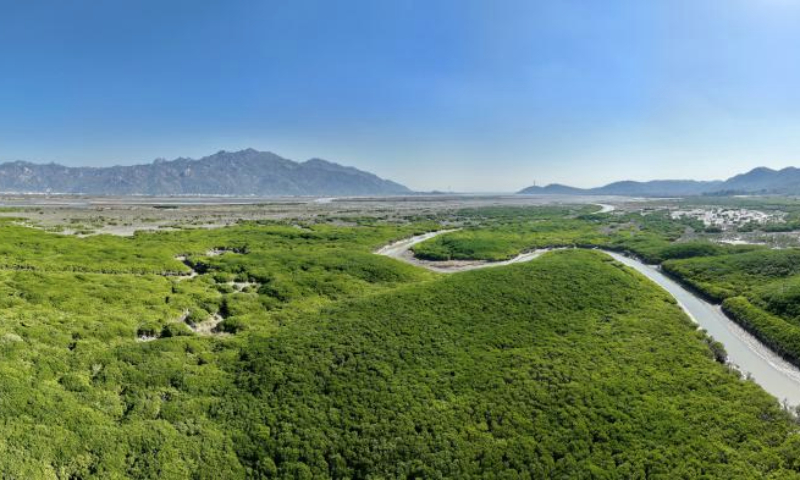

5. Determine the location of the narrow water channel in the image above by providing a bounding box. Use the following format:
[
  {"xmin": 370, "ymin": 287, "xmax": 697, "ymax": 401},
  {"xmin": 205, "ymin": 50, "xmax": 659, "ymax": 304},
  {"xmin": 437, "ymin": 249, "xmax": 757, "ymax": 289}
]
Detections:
[{"xmin": 606, "ymin": 251, "xmax": 800, "ymax": 407}]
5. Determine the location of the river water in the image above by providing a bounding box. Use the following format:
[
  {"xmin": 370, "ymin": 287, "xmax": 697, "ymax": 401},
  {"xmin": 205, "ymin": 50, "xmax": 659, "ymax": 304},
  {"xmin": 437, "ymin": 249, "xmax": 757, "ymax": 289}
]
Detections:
[
  {"xmin": 377, "ymin": 232, "xmax": 800, "ymax": 406},
  {"xmin": 606, "ymin": 251, "xmax": 800, "ymax": 406}
]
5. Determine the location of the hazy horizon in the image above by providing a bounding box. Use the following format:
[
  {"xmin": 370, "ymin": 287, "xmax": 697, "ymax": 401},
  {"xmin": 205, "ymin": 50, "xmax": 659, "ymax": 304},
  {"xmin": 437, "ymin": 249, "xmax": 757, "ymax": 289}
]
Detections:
[
  {"xmin": 0, "ymin": 146, "xmax": 783, "ymax": 194},
  {"xmin": 3, "ymin": 1, "xmax": 800, "ymax": 191}
]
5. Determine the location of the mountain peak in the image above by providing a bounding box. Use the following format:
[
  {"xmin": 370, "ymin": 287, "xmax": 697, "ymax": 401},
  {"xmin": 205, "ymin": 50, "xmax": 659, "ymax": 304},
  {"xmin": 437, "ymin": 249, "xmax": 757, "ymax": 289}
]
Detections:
[
  {"xmin": 0, "ymin": 150, "xmax": 411, "ymax": 196},
  {"xmin": 518, "ymin": 165, "xmax": 800, "ymax": 196},
  {"xmin": 303, "ymin": 158, "xmax": 336, "ymax": 166},
  {"xmin": 302, "ymin": 158, "xmax": 352, "ymax": 170},
  {"xmin": 739, "ymin": 166, "xmax": 777, "ymax": 176}
]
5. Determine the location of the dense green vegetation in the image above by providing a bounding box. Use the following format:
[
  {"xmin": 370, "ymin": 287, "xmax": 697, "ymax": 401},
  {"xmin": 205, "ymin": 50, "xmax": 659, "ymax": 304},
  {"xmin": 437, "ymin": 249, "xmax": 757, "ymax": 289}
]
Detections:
[
  {"xmin": 0, "ymin": 219, "xmax": 438, "ymax": 477},
  {"xmin": 663, "ymin": 249, "xmax": 800, "ymax": 302},
  {"xmin": 663, "ymin": 248, "xmax": 800, "ymax": 364},
  {"xmin": 223, "ymin": 250, "xmax": 800, "ymax": 478},
  {"xmin": 412, "ymin": 206, "xmax": 742, "ymax": 264},
  {"xmin": 413, "ymin": 204, "xmax": 800, "ymax": 372},
  {"xmin": 722, "ymin": 296, "xmax": 800, "ymax": 365},
  {"xmin": 1, "ymin": 211, "xmax": 800, "ymax": 477},
  {"xmin": 412, "ymin": 207, "xmax": 606, "ymax": 261},
  {"xmin": 412, "ymin": 220, "xmax": 605, "ymax": 261}
]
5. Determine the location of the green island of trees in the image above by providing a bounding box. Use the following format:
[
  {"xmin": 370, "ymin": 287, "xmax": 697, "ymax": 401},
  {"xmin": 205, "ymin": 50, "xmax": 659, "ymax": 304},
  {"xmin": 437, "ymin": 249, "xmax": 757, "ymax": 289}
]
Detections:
[{"xmin": 414, "ymin": 204, "xmax": 800, "ymax": 371}]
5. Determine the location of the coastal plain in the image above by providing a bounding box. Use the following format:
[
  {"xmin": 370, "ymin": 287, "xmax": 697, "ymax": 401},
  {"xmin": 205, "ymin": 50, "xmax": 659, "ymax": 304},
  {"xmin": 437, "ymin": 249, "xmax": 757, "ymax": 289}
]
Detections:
[{"xmin": 1, "ymin": 194, "xmax": 800, "ymax": 478}]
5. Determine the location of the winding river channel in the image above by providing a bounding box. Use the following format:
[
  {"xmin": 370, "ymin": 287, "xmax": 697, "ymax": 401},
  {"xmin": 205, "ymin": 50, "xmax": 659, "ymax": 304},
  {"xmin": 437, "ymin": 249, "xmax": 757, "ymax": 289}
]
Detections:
[{"xmin": 377, "ymin": 230, "xmax": 800, "ymax": 406}]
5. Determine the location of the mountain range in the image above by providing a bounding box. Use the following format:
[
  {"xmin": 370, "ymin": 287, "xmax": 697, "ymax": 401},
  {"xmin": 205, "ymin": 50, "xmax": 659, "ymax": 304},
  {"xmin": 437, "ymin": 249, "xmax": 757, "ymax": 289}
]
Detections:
[
  {"xmin": 4, "ymin": 151, "xmax": 798, "ymax": 198},
  {"xmin": 518, "ymin": 167, "xmax": 800, "ymax": 196},
  {"xmin": 0, "ymin": 149, "xmax": 410, "ymax": 196}
]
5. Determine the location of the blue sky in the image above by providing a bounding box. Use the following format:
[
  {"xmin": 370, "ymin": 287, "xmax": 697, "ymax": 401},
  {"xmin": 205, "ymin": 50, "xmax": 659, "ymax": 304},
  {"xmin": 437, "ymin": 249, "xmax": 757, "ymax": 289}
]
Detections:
[{"xmin": 2, "ymin": 0, "xmax": 800, "ymax": 191}]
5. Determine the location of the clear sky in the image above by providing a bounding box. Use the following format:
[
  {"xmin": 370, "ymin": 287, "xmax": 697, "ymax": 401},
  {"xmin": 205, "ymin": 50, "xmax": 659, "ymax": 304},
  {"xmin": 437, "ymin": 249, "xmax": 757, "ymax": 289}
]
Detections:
[{"xmin": 2, "ymin": 0, "xmax": 800, "ymax": 192}]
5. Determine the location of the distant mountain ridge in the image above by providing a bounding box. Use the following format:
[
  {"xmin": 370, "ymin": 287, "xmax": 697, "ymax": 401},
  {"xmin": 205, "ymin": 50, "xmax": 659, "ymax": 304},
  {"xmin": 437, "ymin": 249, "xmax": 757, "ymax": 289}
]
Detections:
[
  {"xmin": 518, "ymin": 167, "xmax": 800, "ymax": 196},
  {"xmin": 0, "ymin": 149, "xmax": 410, "ymax": 196}
]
